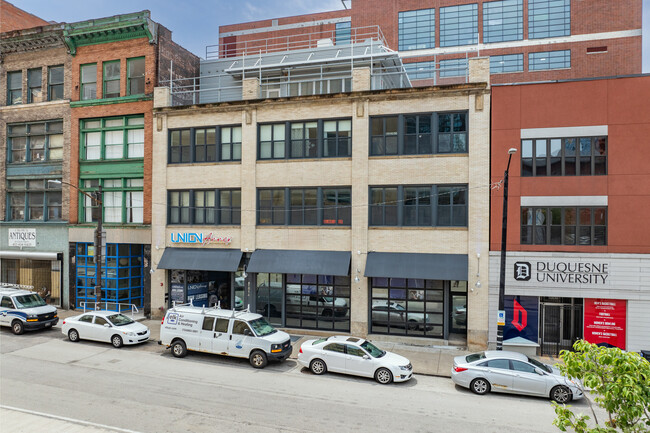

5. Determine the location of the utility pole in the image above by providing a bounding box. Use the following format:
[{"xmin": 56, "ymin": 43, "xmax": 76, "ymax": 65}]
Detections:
[
  {"xmin": 496, "ymin": 148, "xmax": 518, "ymax": 350},
  {"xmin": 93, "ymin": 185, "xmax": 103, "ymax": 310}
]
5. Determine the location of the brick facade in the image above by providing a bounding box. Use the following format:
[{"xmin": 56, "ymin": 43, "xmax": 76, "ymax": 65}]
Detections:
[
  {"xmin": 491, "ymin": 76, "xmax": 650, "ymax": 255},
  {"xmin": 151, "ymin": 59, "xmax": 492, "ymax": 348},
  {"xmin": 218, "ymin": 0, "xmax": 642, "ymax": 82},
  {"xmin": 0, "ymin": 33, "xmax": 71, "ymax": 221},
  {"xmin": 0, "ymin": 0, "xmax": 49, "ymax": 32}
]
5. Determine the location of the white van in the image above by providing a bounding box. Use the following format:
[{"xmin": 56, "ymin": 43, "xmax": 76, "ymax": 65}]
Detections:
[
  {"xmin": 0, "ymin": 286, "xmax": 58, "ymax": 335},
  {"xmin": 159, "ymin": 304, "xmax": 292, "ymax": 368}
]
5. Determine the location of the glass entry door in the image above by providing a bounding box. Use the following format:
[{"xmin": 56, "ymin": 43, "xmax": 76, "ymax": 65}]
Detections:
[
  {"xmin": 449, "ymin": 281, "xmax": 468, "ymax": 335},
  {"xmin": 255, "ymin": 273, "xmax": 283, "ymax": 326}
]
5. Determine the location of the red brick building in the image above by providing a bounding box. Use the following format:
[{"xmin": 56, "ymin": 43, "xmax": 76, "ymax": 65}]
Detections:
[
  {"xmin": 218, "ymin": 0, "xmax": 642, "ymax": 84},
  {"xmin": 0, "ymin": 0, "xmax": 49, "ymax": 32},
  {"xmin": 489, "ymin": 75, "xmax": 650, "ymax": 355},
  {"xmin": 62, "ymin": 11, "xmax": 198, "ymax": 314}
]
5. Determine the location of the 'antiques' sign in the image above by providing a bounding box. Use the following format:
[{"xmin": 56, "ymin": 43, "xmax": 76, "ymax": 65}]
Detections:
[
  {"xmin": 8, "ymin": 228, "xmax": 36, "ymax": 247},
  {"xmin": 514, "ymin": 260, "xmax": 609, "ymax": 285}
]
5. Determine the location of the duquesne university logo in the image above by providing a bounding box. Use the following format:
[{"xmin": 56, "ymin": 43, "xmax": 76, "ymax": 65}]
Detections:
[{"xmin": 514, "ymin": 262, "xmax": 532, "ymax": 281}]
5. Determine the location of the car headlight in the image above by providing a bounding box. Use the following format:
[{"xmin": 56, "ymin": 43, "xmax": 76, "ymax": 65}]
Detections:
[
  {"xmin": 271, "ymin": 343, "xmax": 283, "ymax": 353},
  {"xmin": 27, "ymin": 314, "xmax": 37, "ymax": 319},
  {"xmin": 566, "ymin": 378, "xmax": 581, "ymax": 387},
  {"xmin": 123, "ymin": 331, "xmax": 136, "ymax": 337},
  {"xmin": 400, "ymin": 363, "xmax": 412, "ymax": 371}
]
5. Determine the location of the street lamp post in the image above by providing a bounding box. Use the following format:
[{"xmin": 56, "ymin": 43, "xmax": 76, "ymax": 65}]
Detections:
[
  {"xmin": 496, "ymin": 148, "xmax": 518, "ymax": 351},
  {"xmin": 49, "ymin": 179, "xmax": 103, "ymax": 310}
]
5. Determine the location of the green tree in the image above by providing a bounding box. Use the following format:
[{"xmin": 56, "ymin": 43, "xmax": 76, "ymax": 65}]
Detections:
[{"xmin": 553, "ymin": 340, "xmax": 650, "ymax": 433}]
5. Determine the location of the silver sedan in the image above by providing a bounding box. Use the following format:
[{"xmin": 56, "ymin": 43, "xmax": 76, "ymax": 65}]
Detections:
[{"xmin": 451, "ymin": 351, "xmax": 583, "ymax": 403}]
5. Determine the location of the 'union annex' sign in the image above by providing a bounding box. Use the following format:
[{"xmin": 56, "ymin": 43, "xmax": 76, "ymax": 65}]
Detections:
[{"xmin": 170, "ymin": 232, "xmax": 232, "ymax": 246}]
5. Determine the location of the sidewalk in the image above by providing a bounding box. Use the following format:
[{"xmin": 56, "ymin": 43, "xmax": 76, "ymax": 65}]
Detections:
[
  {"xmin": 56, "ymin": 308, "xmax": 469, "ymax": 378},
  {"xmin": 0, "ymin": 406, "xmax": 141, "ymax": 433}
]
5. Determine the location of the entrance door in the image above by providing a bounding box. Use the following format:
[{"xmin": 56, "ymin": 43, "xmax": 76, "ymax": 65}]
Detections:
[
  {"xmin": 540, "ymin": 298, "xmax": 583, "ymax": 356},
  {"xmin": 449, "ymin": 293, "xmax": 468, "ymax": 334},
  {"xmin": 255, "ymin": 273, "xmax": 283, "ymax": 326}
]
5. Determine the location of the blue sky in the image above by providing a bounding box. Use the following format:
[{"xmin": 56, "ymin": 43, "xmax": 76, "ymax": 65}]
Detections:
[{"xmin": 9, "ymin": 0, "xmax": 650, "ymax": 70}]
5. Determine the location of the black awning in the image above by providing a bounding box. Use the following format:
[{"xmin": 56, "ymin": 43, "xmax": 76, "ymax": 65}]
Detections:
[
  {"xmin": 364, "ymin": 252, "xmax": 468, "ymax": 281},
  {"xmin": 246, "ymin": 249, "xmax": 351, "ymax": 276},
  {"xmin": 157, "ymin": 248, "xmax": 243, "ymax": 272}
]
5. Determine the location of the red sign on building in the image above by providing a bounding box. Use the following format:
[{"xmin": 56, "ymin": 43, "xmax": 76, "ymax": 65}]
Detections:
[{"xmin": 584, "ymin": 299, "xmax": 627, "ymax": 350}]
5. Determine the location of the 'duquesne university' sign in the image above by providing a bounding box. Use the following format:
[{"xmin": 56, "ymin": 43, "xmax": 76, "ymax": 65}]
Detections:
[
  {"xmin": 170, "ymin": 232, "xmax": 232, "ymax": 246},
  {"xmin": 514, "ymin": 260, "xmax": 609, "ymax": 285}
]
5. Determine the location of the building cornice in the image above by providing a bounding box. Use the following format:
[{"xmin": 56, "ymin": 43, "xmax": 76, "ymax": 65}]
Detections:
[
  {"xmin": 0, "ymin": 25, "xmax": 66, "ymax": 56},
  {"xmin": 154, "ymin": 82, "xmax": 489, "ymax": 116},
  {"xmin": 63, "ymin": 11, "xmax": 157, "ymax": 55},
  {"xmin": 70, "ymin": 94, "xmax": 152, "ymax": 108}
]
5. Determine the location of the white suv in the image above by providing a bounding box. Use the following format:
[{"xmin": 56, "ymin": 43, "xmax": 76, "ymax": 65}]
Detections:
[
  {"xmin": 0, "ymin": 286, "xmax": 58, "ymax": 334},
  {"xmin": 159, "ymin": 304, "xmax": 292, "ymax": 368}
]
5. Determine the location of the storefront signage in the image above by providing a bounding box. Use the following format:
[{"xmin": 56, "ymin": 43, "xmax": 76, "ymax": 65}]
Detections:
[
  {"xmin": 170, "ymin": 283, "xmax": 184, "ymax": 304},
  {"xmin": 504, "ymin": 296, "xmax": 539, "ymax": 344},
  {"xmin": 584, "ymin": 298, "xmax": 626, "ymax": 350},
  {"xmin": 514, "ymin": 260, "xmax": 609, "ymax": 285},
  {"xmin": 170, "ymin": 232, "xmax": 232, "ymax": 246},
  {"xmin": 8, "ymin": 228, "xmax": 36, "ymax": 247},
  {"xmin": 187, "ymin": 282, "xmax": 209, "ymax": 307}
]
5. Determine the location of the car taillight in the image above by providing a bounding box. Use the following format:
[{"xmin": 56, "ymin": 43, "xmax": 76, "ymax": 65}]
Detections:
[
  {"xmin": 299, "ymin": 347, "xmax": 303, "ymax": 354},
  {"xmin": 453, "ymin": 366, "xmax": 468, "ymax": 373},
  {"xmin": 161, "ymin": 317, "xmax": 165, "ymax": 325},
  {"xmin": 62, "ymin": 320, "xmax": 66, "ymax": 325}
]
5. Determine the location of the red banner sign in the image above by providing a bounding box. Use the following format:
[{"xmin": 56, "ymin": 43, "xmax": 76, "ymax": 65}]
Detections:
[{"xmin": 583, "ymin": 298, "xmax": 626, "ymax": 350}]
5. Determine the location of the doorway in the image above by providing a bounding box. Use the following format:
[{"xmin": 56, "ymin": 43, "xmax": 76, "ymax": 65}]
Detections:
[
  {"xmin": 255, "ymin": 273, "xmax": 283, "ymax": 326},
  {"xmin": 539, "ymin": 297, "xmax": 583, "ymax": 356},
  {"xmin": 449, "ymin": 281, "xmax": 468, "ymax": 336}
]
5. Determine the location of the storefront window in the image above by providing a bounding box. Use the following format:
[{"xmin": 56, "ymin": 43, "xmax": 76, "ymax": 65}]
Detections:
[
  {"xmin": 371, "ymin": 278, "xmax": 445, "ymax": 337},
  {"xmin": 285, "ymin": 274, "xmax": 350, "ymax": 331},
  {"xmin": 0, "ymin": 258, "xmax": 61, "ymax": 306},
  {"xmin": 75, "ymin": 242, "xmax": 144, "ymax": 310}
]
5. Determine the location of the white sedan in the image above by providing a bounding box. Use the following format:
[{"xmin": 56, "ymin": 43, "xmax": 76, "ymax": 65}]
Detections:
[
  {"xmin": 298, "ymin": 336, "xmax": 413, "ymax": 384},
  {"xmin": 62, "ymin": 311, "xmax": 150, "ymax": 348}
]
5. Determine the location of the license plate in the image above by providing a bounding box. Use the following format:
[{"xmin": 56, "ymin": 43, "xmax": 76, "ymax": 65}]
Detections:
[{"xmin": 45, "ymin": 323, "xmax": 51, "ymax": 327}]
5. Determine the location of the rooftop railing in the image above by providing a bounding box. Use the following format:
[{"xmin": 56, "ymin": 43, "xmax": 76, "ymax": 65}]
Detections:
[{"xmin": 206, "ymin": 25, "xmax": 388, "ymax": 59}]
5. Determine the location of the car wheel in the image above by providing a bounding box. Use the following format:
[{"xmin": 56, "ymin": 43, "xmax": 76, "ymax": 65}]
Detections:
[
  {"xmin": 310, "ymin": 358, "xmax": 327, "ymax": 375},
  {"xmin": 551, "ymin": 385, "xmax": 572, "ymax": 403},
  {"xmin": 470, "ymin": 378, "xmax": 490, "ymax": 395},
  {"xmin": 68, "ymin": 329, "xmax": 80, "ymax": 342},
  {"xmin": 171, "ymin": 340, "xmax": 187, "ymax": 358},
  {"xmin": 407, "ymin": 320, "xmax": 419, "ymax": 330},
  {"xmin": 321, "ymin": 309, "xmax": 333, "ymax": 317},
  {"xmin": 111, "ymin": 335, "xmax": 123, "ymax": 348},
  {"xmin": 11, "ymin": 320, "xmax": 24, "ymax": 335},
  {"xmin": 249, "ymin": 350, "xmax": 268, "ymax": 369},
  {"xmin": 375, "ymin": 367, "xmax": 393, "ymax": 384}
]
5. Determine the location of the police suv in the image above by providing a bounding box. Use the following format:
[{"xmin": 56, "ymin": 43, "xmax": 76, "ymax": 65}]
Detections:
[
  {"xmin": 159, "ymin": 304, "xmax": 292, "ymax": 369},
  {"xmin": 0, "ymin": 285, "xmax": 58, "ymax": 335}
]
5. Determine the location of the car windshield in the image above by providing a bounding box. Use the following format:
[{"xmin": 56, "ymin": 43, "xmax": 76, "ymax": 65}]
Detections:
[
  {"xmin": 313, "ymin": 338, "xmax": 328, "ymax": 345},
  {"xmin": 466, "ymin": 352, "xmax": 486, "ymax": 363},
  {"xmin": 527, "ymin": 356, "xmax": 552, "ymax": 373},
  {"xmin": 13, "ymin": 294, "xmax": 46, "ymax": 309},
  {"xmin": 360, "ymin": 340, "xmax": 386, "ymax": 358},
  {"xmin": 248, "ymin": 317, "xmax": 277, "ymax": 337},
  {"xmin": 107, "ymin": 314, "xmax": 134, "ymax": 326}
]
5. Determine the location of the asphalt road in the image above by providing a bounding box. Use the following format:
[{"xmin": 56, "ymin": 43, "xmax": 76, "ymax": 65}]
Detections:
[{"xmin": 0, "ymin": 327, "xmax": 581, "ymax": 433}]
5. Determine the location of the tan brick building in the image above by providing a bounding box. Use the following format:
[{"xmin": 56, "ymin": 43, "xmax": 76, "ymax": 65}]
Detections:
[{"xmin": 152, "ymin": 44, "xmax": 491, "ymax": 348}]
